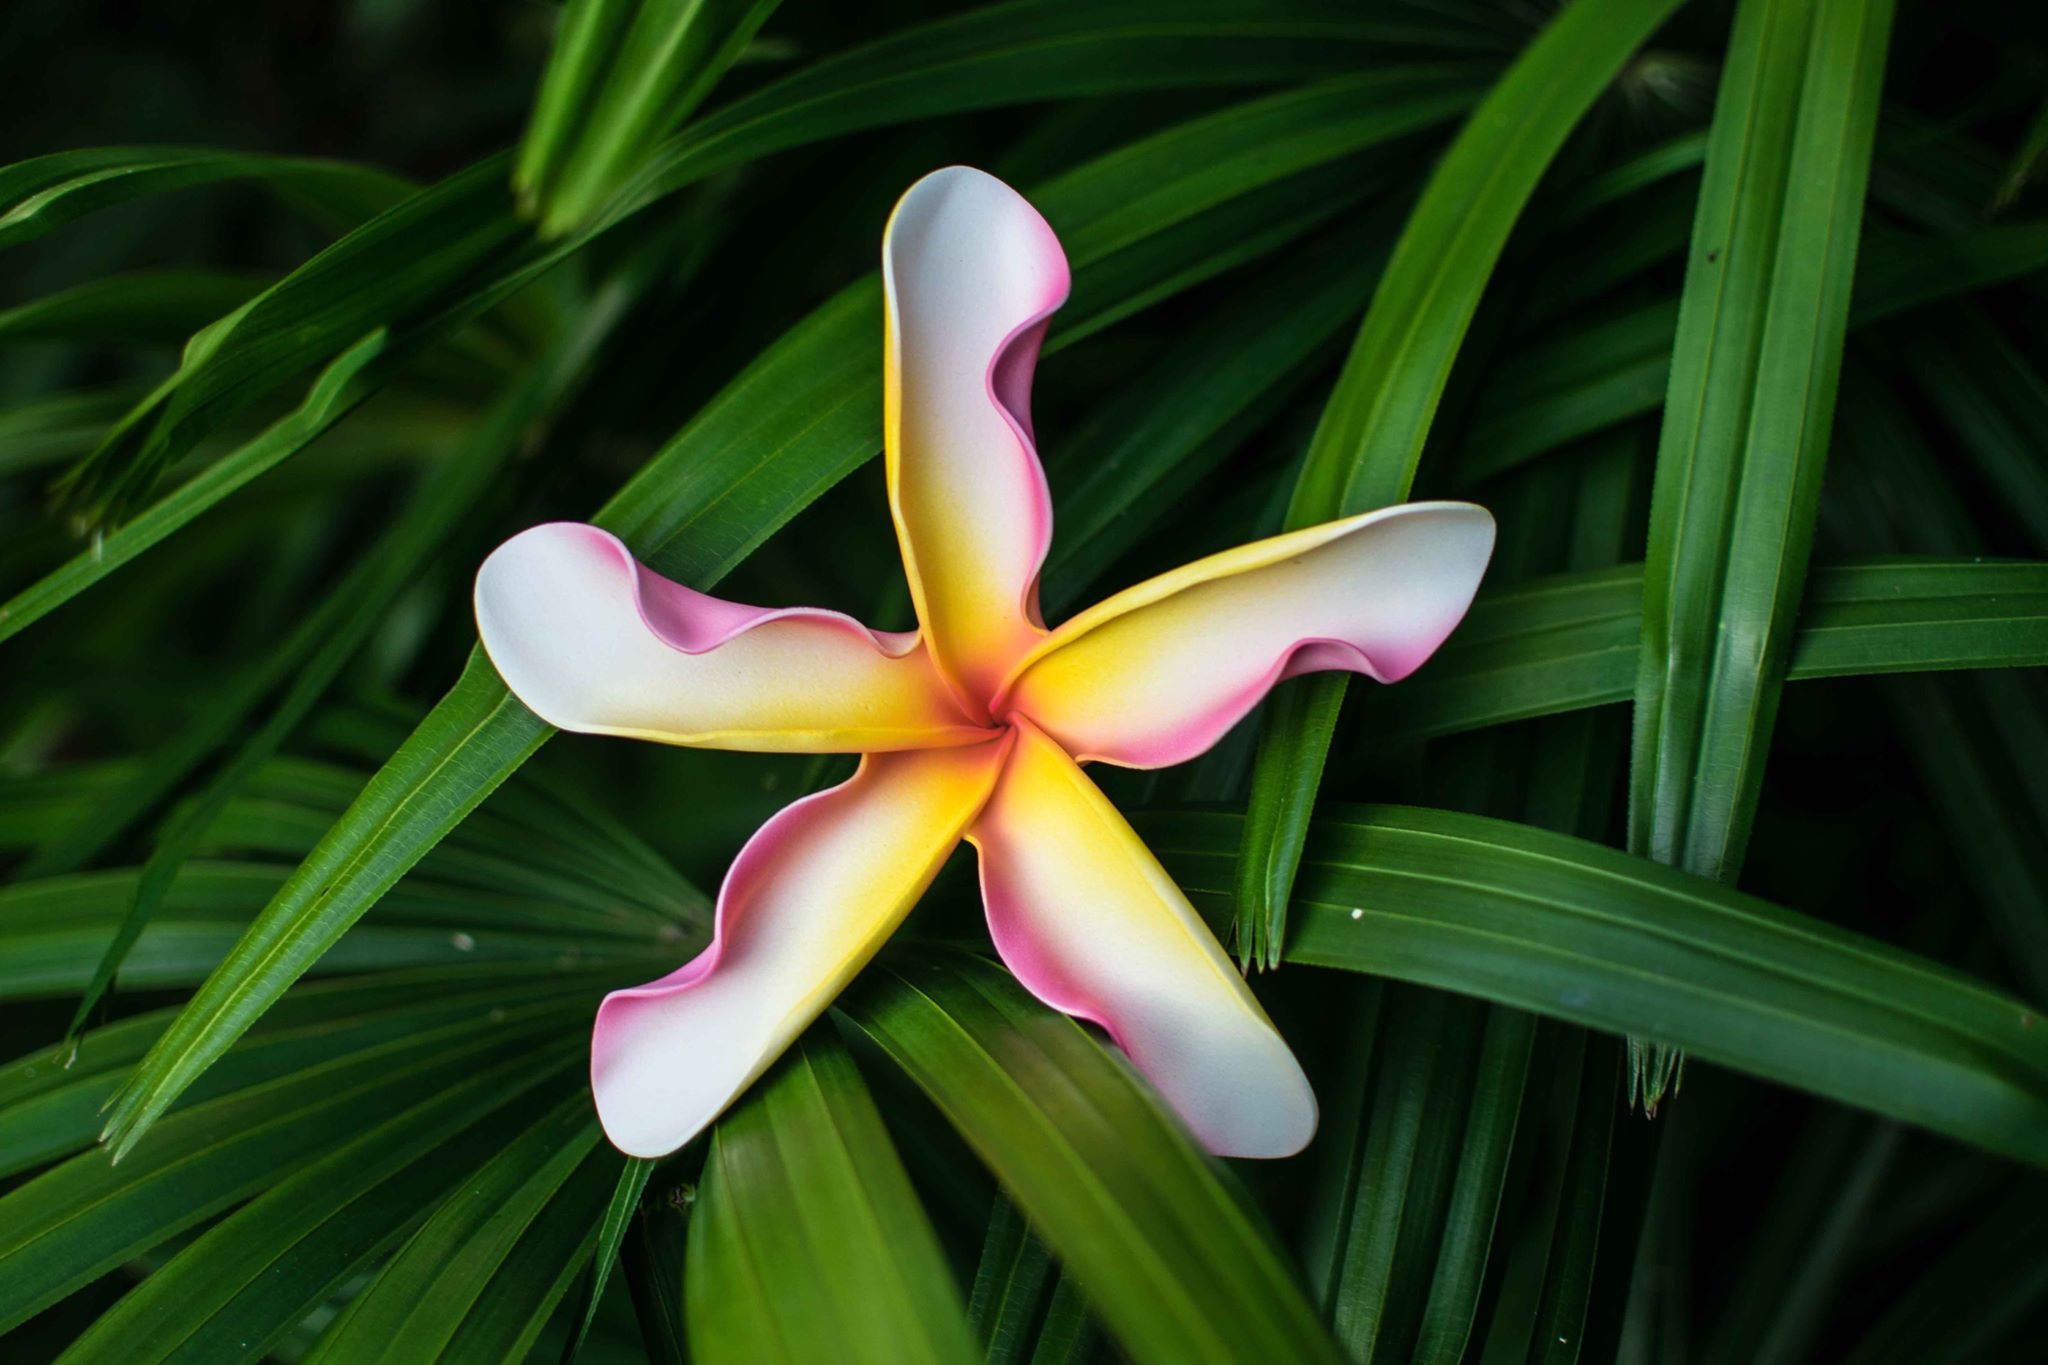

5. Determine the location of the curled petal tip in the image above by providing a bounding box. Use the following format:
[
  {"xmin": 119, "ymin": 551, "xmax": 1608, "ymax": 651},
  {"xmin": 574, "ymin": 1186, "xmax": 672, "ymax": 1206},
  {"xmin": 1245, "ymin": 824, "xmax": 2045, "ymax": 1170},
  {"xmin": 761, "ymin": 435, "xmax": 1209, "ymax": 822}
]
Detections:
[
  {"xmin": 884, "ymin": 166, "xmax": 1069, "ymax": 705},
  {"xmin": 474, "ymin": 522, "xmax": 978, "ymax": 752},
  {"xmin": 1197, "ymin": 1047, "xmax": 1319, "ymax": 1160},
  {"xmin": 591, "ymin": 741, "xmax": 1010, "ymax": 1158},
  {"xmin": 1000, "ymin": 501, "xmax": 1498, "ymax": 767}
]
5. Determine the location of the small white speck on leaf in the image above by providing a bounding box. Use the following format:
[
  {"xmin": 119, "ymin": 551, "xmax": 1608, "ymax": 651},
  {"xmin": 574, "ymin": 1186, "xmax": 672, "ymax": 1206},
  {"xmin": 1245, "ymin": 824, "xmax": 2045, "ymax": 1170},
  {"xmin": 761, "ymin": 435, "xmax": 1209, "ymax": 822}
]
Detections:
[
  {"xmin": 450, "ymin": 932, "xmax": 476, "ymax": 951},
  {"xmin": 1350, "ymin": 907, "xmax": 1365, "ymax": 921}
]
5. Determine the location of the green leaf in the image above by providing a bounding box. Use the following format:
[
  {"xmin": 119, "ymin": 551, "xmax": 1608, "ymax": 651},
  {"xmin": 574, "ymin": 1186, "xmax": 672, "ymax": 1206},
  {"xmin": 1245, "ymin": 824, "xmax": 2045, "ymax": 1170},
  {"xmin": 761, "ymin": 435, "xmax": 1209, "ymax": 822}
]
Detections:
[
  {"xmin": 1315, "ymin": 985, "xmax": 1491, "ymax": 1359},
  {"xmin": 0, "ymin": 329, "xmax": 395, "ymax": 645},
  {"xmin": 302, "ymin": 1094, "xmax": 603, "ymax": 1363},
  {"xmin": 1026, "ymin": 1272, "xmax": 1098, "ymax": 1365},
  {"xmin": 1411, "ymin": 1006, "xmax": 1541, "ymax": 1364},
  {"xmin": 967, "ymin": 1194, "xmax": 1053, "ymax": 1365},
  {"xmin": 46, "ymin": 2, "xmax": 1466, "ymax": 535},
  {"xmin": 434, "ymin": 1142, "xmax": 625, "ymax": 1365},
  {"xmin": 1838, "ymin": 1186, "xmax": 2048, "ymax": 1364},
  {"xmin": 1993, "ymin": 95, "xmax": 2048, "ymax": 211},
  {"xmin": 98, "ymin": 69, "xmax": 1481, "ymax": 1157},
  {"xmin": 612, "ymin": 0, "xmax": 1493, "ymax": 216},
  {"xmin": 1456, "ymin": 218, "xmax": 2048, "ymax": 492},
  {"xmin": 0, "ymin": 861, "xmax": 659, "ymax": 1000},
  {"xmin": 1237, "ymin": 0, "xmax": 1683, "ymax": 963},
  {"xmin": 0, "ymin": 966, "xmax": 608, "ymax": 1179},
  {"xmin": 0, "ymin": 387, "xmax": 142, "ymax": 477},
  {"xmin": 1850, "ymin": 221, "xmax": 2048, "ymax": 325},
  {"xmin": 1630, "ymin": 0, "xmax": 1894, "ymax": 886},
  {"xmin": 1457, "ymin": 301, "xmax": 1675, "ymax": 492},
  {"xmin": 1826, "ymin": 372, "xmax": 2048, "ymax": 1006},
  {"xmin": 515, "ymin": 0, "xmax": 640, "ymax": 212},
  {"xmin": 1146, "ymin": 804, "xmax": 2048, "ymax": 1167},
  {"xmin": 1470, "ymin": 1032, "xmax": 1620, "ymax": 1365},
  {"xmin": 562, "ymin": 1156, "xmax": 657, "ymax": 1365},
  {"xmin": 52, "ymin": 1062, "xmax": 584, "ymax": 1365},
  {"xmin": 93, "ymin": 663, "xmax": 552, "ymax": 1155},
  {"xmin": 1701, "ymin": 1109, "xmax": 1899, "ymax": 1365},
  {"xmin": 0, "ymin": 147, "xmax": 410, "ymax": 250},
  {"xmin": 55, "ymin": 155, "xmax": 533, "ymax": 526},
  {"xmin": 0, "ymin": 1013, "xmax": 582, "ymax": 1333},
  {"xmin": 687, "ymin": 1030, "xmax": 976, "ymax": 1365},
  {"xmin": 518, "ymin": 0, "xmax": 786, "ymax": 236},
  {"xmin": 621, "ymin": 1180, "xmax": 692, "ymax": 1365},
  {"xmin": 1896, "ymin": 304, "xmax": 2048, "ymax": 552},
  {"xmin": 840, "ymin": 952, "xmax": 1343, "ymax": 1365},
  {"xmin": 54, "ymin": 282, "xmax": 635, "ymax": 1035},
  {"xmin": 1366, "ymin": 557, "xmax": 2048, "ymax": 745},
  {"xmin": 1307, "ymin": 448, "xmax": 1630, "ymax": 1365},
  {"xmin": 1514, "ymin": 1038, "xmax": 1619, "ymax": 1365},
  {"xmin": 0, "ymin": 269, "xmax": 269, "ymax": 348}
]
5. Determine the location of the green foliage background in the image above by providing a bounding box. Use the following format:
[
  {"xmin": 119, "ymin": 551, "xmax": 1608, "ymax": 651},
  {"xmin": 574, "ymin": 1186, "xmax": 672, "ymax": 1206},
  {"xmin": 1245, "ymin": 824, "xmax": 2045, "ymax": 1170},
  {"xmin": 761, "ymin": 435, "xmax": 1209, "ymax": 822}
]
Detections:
[{"xmin": 2, "ymin": 0, "xmax": 2047, "ymax": 1360}]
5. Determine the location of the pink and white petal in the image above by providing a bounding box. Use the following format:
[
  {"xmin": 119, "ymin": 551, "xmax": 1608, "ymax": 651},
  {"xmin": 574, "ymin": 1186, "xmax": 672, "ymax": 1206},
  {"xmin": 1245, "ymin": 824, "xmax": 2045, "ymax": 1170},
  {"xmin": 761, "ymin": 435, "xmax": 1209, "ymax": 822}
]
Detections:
[
  {"xmin": 996, "ymin": 502, "xmax": 1495, "ymax": 768},
  {"xmin": 592, "ymin": 738, "xmax": 1011, "ymax": 1157},
  {"xmin": 884, "ymin": 166, "xmax": 1070, "ymax": 711},
  {"xmin": 476, "ymin": 523, "xmax": 987, "ymax": 752},
  {"xmin": 967, "ymin": 719, "xmax": 1316, "ymax": 1158}
]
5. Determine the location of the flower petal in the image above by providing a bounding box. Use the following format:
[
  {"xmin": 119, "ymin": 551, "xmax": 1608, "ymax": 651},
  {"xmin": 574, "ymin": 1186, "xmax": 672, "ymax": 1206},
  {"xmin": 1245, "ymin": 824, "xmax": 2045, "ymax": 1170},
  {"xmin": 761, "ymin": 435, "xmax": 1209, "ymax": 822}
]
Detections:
[
  {"xmin": 996, "ymin": 502, "xmax": 1495, "ymax": 767},
  {"xmin": 967, "ymin": 719, "xmax": 1316, "ymax": 1158},
  {"xmin": 884, "ymin": 166, "xmax": 1071, "ymax": 712},
  {"xmin": 476, "ymin": 522, "xmax": 988, "ymax": 751},
  {"xmin": 592, "ymin": 738, "xmax": 1011, "ymax": 1157}
]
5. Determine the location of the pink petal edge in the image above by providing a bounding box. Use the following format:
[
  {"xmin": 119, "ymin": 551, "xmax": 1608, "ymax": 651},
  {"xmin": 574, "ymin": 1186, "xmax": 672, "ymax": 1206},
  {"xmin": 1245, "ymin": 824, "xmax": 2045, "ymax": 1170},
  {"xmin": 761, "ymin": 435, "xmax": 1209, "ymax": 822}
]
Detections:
[
  {"xmin": 883, "ymin": 166, "xmax": 1072, "ymax": 711},
  {"xmin": 591, "ymin": 735, "xmax": 1013, "ymax": 1157}
]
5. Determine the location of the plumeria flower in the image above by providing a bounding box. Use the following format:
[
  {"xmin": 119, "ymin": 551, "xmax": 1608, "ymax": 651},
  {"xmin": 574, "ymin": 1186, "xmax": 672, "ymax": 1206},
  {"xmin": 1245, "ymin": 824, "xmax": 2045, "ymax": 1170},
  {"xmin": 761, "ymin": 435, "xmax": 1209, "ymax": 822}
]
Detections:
[{"xmin": 475, "ymin": 167, "xmax": 1495, "ymax": 1160}]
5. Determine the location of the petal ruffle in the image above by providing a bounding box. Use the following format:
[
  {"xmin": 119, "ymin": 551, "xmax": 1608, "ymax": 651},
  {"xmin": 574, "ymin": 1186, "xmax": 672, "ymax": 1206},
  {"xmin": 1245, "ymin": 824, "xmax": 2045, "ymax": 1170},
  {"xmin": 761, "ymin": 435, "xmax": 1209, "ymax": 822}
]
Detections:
[
  {"xmin": 995, "ymin": 502, "xmax": 1495, "ymax": 767},
  {"xmin": 476, "ymin": 522, "xmax": 989, "ymax": 751},
  {"xmin": 592, "ymin": 737, "xmax": 1011, "ymax": 1157},
  {"xmin": 884, "ymin": 166, "xmax": 1070, "ymax": 713},
  {"xmin": 967, "ymin": 718, "xmax": 1316, "ymax": 1158}
]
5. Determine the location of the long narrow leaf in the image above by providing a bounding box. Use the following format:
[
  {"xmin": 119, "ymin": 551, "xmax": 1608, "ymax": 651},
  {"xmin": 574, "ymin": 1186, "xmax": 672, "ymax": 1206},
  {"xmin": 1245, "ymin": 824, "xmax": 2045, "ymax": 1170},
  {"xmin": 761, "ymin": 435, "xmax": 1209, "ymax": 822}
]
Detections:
[
  {"xmin": 1147, "ymin": 805, "xmax": 2048, "ymax": 1167},
  {"xmin": 686, "ymin": 1031, "xmax": 976, "ymax": 1364},
  {"xmin": 1235, "ymin": 0, "xmax": 1683, "ymax": 962},
  {"xmin": 840, "ymin": 953, "xmax": 1344, "ymax": 1365}
]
